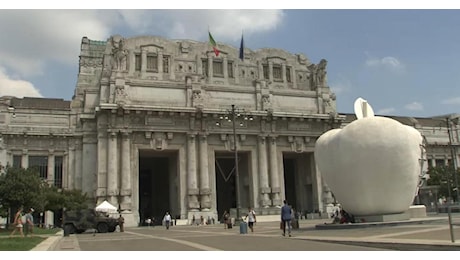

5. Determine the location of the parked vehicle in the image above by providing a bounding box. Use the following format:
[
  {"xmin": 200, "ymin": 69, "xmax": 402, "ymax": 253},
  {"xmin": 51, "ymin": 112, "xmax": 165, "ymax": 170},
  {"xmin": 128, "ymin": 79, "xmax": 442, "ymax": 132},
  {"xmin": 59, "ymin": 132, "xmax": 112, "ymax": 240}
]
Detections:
[{"xmin": 63, "ymin": 209, "xmax": 119, "ymax": 234}]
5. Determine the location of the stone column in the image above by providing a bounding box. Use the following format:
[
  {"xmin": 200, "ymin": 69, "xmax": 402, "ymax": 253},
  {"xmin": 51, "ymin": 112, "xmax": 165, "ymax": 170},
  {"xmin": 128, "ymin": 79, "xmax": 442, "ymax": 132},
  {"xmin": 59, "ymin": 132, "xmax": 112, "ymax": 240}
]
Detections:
[
  {"xmin": 141, "ymin": 49, "xmax": 147, "ymax": 77},
  {"xmin": 74, "ymin": 141, "xmax": 83, "ymax": 190},
  {"xmin": 21, "ymin": 149, "xmax": 28, "ymax": 169},
  {"xmin": 268, "ymin": 61, "xmax": 273, "ymax": 83},
  {"xmin": 258, "ymin": 136, "xmax": 271, "ymax": 207},
  {"xmin": 199, "ymin": 134, "xmax": 211, "ymax": 210},
  {"xmin": 121, "ymin": 131, "xmax": 132, "ymax": 211},
  {"xmin": 47, "ymin": 151, "xmax": 55, "ymax": 186},
  {"xmin": 223, "ymin": 57, "xmax": 228, "ymax": 79},
  {"xmin": 269, "ymin": 136, "xmax": 281, "ymax": 206},
  {"xmin": 282, "ymin": 63, "xmax": 287, "ymax": 83},
  {"xmin": 107, "ymin": 131, "xmax": 118, "ymax": 206},
  {"xmin": 207, "ymin": 53, "xmax": 213, "ymax": 83},
  {"xmin": 67, "ymin": 146, "xmax": 75, "ymax": 190},
  {"xmin": 158, "ymin": 51, "xmax": 163, "ymax": 77},
  {"xmin": 96, "ymin": 132, "xmax": 108, "ymax": 204},
  {"xmin": 187, "ymin": 134, "xmax": 200, "ymax": 210}
]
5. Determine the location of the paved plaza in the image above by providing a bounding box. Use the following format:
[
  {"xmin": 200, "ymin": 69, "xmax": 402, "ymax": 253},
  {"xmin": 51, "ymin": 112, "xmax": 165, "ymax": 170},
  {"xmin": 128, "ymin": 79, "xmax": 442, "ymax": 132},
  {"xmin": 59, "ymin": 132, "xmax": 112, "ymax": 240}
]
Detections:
[{"xmin": 33, "ymin": 215, "xmax": 460, "ymax": 251}]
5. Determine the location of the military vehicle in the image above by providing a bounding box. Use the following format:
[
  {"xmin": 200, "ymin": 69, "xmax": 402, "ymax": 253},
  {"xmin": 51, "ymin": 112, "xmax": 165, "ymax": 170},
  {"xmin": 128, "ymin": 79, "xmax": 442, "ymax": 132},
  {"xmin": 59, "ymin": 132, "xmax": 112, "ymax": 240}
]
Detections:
[{"xmin": 63, "ymin": 209, "xmax": 119, "ymax": 234}]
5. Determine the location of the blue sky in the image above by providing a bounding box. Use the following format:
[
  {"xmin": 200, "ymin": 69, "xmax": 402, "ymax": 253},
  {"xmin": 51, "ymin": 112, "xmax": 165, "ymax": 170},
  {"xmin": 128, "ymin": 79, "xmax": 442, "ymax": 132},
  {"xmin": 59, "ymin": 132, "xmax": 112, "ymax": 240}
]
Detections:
[{"xmin": 1, "ymin": 3, "xmax": 460, "ymax": 118}]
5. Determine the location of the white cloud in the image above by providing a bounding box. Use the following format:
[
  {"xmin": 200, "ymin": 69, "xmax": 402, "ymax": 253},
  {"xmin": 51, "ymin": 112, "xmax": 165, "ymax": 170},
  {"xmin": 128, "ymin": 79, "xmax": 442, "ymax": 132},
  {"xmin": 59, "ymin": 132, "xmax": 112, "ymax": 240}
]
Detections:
[
  {"xmin": 404, "ymin": 102, "xmax": 423, "ymax": 111},
  {"xmin": 365, "ymin": 55, "xmax": 405, "ymax": 72},
  {"xmin": 0, "ymin": 67, "xmax": 42, "ymax": 98},
  {"xmin": 376, "ymin": 107, "xmax": 396, "ymax": 115},
  {"xmin": 441, "ymin": 97, "xmax": 460, "ymax": 105},
  {"xmin": 0, "ymin": 10, "xmax": 112, "ymax": 77},
  {"xmin": 0, "ymin": 10, "xmax": 284, "ymax": 79},
  {"xmin": 119, "ymin": 10, "xmax": 284, "ymax": 41}
]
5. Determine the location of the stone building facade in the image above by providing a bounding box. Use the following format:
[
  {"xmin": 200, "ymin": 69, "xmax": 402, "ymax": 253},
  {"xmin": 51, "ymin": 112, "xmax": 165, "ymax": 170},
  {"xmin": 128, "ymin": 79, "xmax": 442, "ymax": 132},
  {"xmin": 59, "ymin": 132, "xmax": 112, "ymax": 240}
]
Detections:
[
  {"xmin": 0, "ymin": 35, "xmax": 457, "ymax": 227},
  {"xmin": 0, "ymin": 35, "xmax": 342, "ymax": 227}
]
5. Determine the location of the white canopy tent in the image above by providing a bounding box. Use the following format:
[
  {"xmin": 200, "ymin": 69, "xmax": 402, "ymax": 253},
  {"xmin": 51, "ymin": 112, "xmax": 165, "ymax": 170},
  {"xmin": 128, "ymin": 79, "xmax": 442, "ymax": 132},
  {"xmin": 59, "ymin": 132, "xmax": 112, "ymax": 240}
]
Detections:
[{"xmin": 95, "ymin": 200, "xmax": 118, "ymax": 214}]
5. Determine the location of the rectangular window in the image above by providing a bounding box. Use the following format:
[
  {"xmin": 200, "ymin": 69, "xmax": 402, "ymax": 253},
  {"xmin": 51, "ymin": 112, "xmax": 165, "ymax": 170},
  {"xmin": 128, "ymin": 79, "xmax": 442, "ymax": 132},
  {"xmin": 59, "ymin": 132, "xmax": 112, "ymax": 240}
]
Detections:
[
  {"xmin": 135, "ymin": 54, "xmax": 141, "ymax": 71},
  {"xmin": 227, "ymin": 61, "xmax": 233, "ymax": 78},
  {"xmin": 54, "ymin": 156, "xmax": 63, "ymax": 188},
  {"xmin": 146, "ymin": 54, "xmax": 158, "ymax": 72},
  {"xmin": 163, "ymin": 55, "xmax": 169, "ymax": 73},
  {"xmin": 202, "ymin": 59, "xmax": 208, "ymax": 76},
  {"xmin": 273, "ymin": 64, "xmax": 282, "ymax": 81},
  {"xmin": 13, "ymin": 155, "xmax": 22, "ymax": 168},
  {"xmin": 286, "ymin": 67, "xmax": 291, "ymax": 83},
  {"xmin": 213, "ymin": 60, "xmax": 223, "ymax": 77},
  {"xmin": 29, "ymin": 156, "xmax": 48, "ymax": 180},
  {"xmin": 435, "ymin": 159, "xmax": 446, "ymax": 167},
  {"xmin": 263, "ymin": 64, "xmax": 269, "ymax": 79}
]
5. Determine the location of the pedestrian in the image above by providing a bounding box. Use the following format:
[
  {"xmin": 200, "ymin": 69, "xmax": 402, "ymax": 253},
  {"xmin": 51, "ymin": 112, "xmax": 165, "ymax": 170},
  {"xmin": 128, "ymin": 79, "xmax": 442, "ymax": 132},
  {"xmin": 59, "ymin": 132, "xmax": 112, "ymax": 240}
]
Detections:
[
  {"xmin": 281, "ymin": 200, "xmax": 292, "ymax": 237},
  {"xmin": 222, "ymin": 210, "xmax": 229, "ymax": 229},
  {"xmin": 118, "ymin": 214, "xmax": 125, "ymax": 232},
  {"xmin": 245, "ymin": 207, "xmax": 256, "ymax": 232},
  {"xmin": 163, "ymin": 212, "xmax": 171, "ymax": 230},
  {"xmin": 146, "ymin": 217, "xmax": 152, "ymax": 227},
  {"xmin": 191, "ymin": 214, "xmax": 195, "ymax": 225},
  {"xmin": 24, "ymin": 208, "xmax": 34, "ymax": 237},
  {"xmin": 10, "ymin": 207, "xmax": 24, "ymax": 238}
]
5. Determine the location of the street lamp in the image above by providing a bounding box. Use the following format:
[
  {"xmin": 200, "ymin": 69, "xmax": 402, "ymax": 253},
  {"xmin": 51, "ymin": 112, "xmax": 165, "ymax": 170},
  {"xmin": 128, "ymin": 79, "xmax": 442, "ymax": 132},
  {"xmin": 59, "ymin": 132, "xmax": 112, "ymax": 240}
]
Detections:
[
  {"xmin": 446, "ymin": 116, "xmax": 460, "ymax": 203},
  {"xmin": 216, "ymin": 104, "xmax": 253, "ymax": 222}
]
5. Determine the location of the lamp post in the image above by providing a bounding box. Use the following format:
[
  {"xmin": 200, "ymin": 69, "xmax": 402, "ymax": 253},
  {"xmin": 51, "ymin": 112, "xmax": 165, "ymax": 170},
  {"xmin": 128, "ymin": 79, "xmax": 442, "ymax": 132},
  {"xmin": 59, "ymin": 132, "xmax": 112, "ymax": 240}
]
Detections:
[
  {"xmin": 216, "ymin": 105, "xmax": 253, "ymax": 222},
  {"xmin": 231, "ymin": 105, "xmax": 241, "ymax": 222},
  {"xmin": 446, "ymin": 116, "xmax": 460, "ymax": 203}
]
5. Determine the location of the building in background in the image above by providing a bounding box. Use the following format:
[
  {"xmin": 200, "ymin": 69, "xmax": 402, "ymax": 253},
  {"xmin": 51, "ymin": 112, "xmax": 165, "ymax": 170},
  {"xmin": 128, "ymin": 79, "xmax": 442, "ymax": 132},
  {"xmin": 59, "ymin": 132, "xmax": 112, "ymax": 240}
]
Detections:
[{"xmin": 0, "ymin": 35, "xmax": 457, "ymax": 226}]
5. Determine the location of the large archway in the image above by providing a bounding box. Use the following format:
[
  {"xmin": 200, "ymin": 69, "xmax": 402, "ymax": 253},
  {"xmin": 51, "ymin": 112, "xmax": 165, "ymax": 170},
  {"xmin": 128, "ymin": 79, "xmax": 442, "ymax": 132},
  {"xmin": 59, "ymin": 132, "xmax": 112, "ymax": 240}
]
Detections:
[{"xmin": 138, "ymin": 150, "xmax": 178, "ymax": 225}]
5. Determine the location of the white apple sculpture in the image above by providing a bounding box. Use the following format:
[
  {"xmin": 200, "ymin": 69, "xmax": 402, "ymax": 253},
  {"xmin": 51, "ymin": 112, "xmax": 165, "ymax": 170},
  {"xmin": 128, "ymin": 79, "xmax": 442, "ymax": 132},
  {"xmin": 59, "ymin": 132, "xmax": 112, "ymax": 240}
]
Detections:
[{"xmin": 315, "ymin": 98, "xmax": 423, "ymax": 216}]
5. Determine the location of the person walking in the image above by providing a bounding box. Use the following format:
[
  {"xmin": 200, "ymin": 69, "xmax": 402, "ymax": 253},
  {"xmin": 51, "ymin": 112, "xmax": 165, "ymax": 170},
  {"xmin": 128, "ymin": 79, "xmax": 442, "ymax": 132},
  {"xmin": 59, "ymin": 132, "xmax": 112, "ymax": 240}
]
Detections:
[
  {"xmin": 281, "ymin": 200, "xmax": 292, "ymax": 237},
  {"xmin": 10, "ymin": 207, "xmax": 24, "ymax": 238},
  {"xmin": 245, "ymin": 207, "xmax": 256, "ymax": 233},
  {"xmin": 24, "ymin": 208, "xmax": 34, "ymax": 237},
  {"xmin": 118, "ymin": 214, "xmax": 125, "ymax": 232},
  {"xmin": 163, "ymin": 212, "xmax": 171, "ymax": 230},
  {"xmin": 222, "ymin": 210, "xmax": 230, "ymax": 229}
]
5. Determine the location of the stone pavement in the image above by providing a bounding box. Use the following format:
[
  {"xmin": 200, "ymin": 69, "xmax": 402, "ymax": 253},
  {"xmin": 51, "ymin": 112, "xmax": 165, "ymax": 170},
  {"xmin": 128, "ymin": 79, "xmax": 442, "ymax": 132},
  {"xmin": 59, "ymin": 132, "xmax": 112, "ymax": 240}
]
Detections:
[{"xmin": 33, "ymin": 215, "xmax": 460, "ymax": 251}]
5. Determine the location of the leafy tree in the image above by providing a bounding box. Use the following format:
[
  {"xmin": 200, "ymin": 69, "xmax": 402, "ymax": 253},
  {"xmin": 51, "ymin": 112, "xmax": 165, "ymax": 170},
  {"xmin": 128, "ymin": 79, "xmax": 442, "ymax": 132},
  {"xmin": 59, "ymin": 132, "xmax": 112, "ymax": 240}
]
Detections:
[
  {"xmin": 426, "ymin": 165, "xmax": 460, "ymax": 201},
  {"xmin": 44, "ymin": 186, "xmax": 88, "ymax": 212},
  {"xmin": 0, "ymin": 166, "xmax": 47, "ymax": 213}
]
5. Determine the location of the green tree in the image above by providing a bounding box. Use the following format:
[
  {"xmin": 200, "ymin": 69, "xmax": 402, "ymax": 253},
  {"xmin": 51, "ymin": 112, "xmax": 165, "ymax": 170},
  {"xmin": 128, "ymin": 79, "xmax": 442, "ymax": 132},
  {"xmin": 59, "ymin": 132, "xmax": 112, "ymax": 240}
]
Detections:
[
  {"xmin": 426, "ymin": 165, "xmax": 460, "ymax": 201},
  {"xmin": 0, "ymin": 166, "xmax": 47, "ymax": 213},
  {"xmin": 44, "ymin": 186, "xmax": 88, "ymax": 213}
]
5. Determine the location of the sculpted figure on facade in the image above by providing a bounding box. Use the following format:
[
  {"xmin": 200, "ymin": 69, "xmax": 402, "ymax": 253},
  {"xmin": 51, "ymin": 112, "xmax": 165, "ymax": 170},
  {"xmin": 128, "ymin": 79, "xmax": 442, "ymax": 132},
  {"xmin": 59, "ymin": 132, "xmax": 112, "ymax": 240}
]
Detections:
[
  {"xmin": 111, "ymin": 35, "xmax": 128, "ymax": 71},
  {"xmin": 114, "ymin": 85, "xmax": 128, "ymax": 105},
  {"xmin": 316, "ymin": 59, "xmax": 328, "ymax": 86}
]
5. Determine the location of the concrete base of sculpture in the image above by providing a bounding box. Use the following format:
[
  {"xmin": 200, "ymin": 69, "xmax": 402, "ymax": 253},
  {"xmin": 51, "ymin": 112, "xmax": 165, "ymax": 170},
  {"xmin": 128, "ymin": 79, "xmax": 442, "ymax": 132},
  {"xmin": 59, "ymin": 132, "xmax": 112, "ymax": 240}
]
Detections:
[
  {"xmin": 356, "ymin": 212, "xmax": 410, "ymax": 223},
  {"xmin": 408, "ymin": 205, "xmax": 427, "ymax": 218}
]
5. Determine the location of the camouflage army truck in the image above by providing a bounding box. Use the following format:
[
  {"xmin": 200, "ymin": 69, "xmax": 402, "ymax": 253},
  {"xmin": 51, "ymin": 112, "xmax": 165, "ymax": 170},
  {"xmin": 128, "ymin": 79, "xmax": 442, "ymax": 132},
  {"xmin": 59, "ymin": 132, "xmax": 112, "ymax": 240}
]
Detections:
[{"xmin": 63, "ymin": 209, "xmax": 119, "ymax": 234}]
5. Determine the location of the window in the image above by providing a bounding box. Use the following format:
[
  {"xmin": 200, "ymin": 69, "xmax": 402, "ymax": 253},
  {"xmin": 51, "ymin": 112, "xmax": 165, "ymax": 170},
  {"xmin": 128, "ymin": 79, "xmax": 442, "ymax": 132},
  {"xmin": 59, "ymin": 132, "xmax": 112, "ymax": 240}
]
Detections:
[
  {"xmin": 202, "ymin": 59, "xmax": 208, "ymax": 76},
  {"xmin": 213, "ymin": 60, "xmax": 224, "ymax": 77},
  {"xmin": 435, "ymin": 159, "xmax": 446, "ymax": 167},
  {"xmin": 135, "ymin": 54, "xmax": 141, "ymax": 71},
  {"xmin": 29, "ymin": 156, "xmax": 48, "ymax": 180},
  {"xmin": 13, "ymin": 155, "xmax": 22, "ymax": 168},
  {"xmin": 146, "ymin": 54, "xmax": 158, "ymax": 72},
  {"xmin": 54, "ymin": 156, "xmax": 63, "ymax": 188},
  {"xmin": 286, "ymin": 67, "xmax": 291, "ymax": 83},
  {"xmin": 163, "ymin": 56, "xmax": 169, "ymax": 73},
  {"xmin": 273, "ymin": 64, "xmax": 282, "ymax": 81},
  {"xmin": 263, "ymin": 64, "xmax": 269, "ymax": 79},
  {"xmin": 227, "ymin": 61, "xmax": 233, "ymax": 78}
]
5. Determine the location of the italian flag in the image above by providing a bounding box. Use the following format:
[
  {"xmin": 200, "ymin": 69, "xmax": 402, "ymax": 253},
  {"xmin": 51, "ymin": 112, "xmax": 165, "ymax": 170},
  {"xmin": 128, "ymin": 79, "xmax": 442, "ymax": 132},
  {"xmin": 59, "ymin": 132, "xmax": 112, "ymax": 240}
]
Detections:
[{"xmin": 208, "ymin": 31, "xmax": 220, "ymax": 57}]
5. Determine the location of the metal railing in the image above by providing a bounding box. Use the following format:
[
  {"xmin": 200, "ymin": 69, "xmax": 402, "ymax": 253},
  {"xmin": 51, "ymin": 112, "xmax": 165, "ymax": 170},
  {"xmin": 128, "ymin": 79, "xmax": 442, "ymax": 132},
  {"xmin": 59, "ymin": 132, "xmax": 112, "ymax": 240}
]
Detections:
[{"xmin": 448, "ymin": 205, "xmax": 460, "ymax": 242}]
